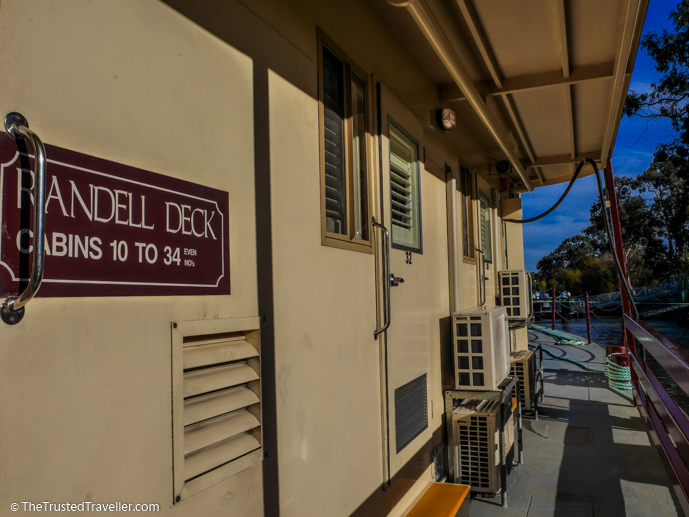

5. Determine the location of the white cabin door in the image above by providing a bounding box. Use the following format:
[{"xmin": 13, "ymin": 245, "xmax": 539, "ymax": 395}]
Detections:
[{"xmin": 378, "ymin": 86, "xmax": 434, "ymax": 477}]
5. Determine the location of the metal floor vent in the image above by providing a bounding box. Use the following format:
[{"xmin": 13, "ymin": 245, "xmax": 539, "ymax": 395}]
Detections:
[{"xmin": 395, "ymin": 374, "xmax": 428, "ymax": 453}]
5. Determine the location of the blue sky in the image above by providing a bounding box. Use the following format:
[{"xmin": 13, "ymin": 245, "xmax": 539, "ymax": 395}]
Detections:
[{"xmin": 522, "ymin": 1, "xmax": 678, "ymax": 271}]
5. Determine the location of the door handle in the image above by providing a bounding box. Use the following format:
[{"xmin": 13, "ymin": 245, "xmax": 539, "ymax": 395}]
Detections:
[
  {"xmin": 390, "ymin": 274, "xmax": 404, "ymax": 287},
  {"xmin": 373, "ymin": 217, "xmax": 391, "ymax": 339},
  {"xmin": 1, "ymin": 113, "xmax": 47, "ymax": 325}
]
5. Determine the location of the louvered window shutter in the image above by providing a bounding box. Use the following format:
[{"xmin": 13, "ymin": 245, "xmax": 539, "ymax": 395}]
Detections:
[
  {"xmin": 389, "ymin": 123, "xmax": 421, "ymax": 251},
  {"xmin": 322, "ymin": 47, "xmax": 347, "ymax": 235}
]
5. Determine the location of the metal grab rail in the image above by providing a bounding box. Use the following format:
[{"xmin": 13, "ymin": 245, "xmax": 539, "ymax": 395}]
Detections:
[
  {"xmin": 373, "ymin": 217, "xmax": 390, "ymax": 339},
  {"xmin": 1, "ymin": 113, "xmax": 47, "ymax": 325},
  {"xmin": 475, "ymin": 248, "xmax": 486, "ymax": 306},
  {"xmin": 623, "ymin": 314, "xmax": 689, "ymax": 510}
]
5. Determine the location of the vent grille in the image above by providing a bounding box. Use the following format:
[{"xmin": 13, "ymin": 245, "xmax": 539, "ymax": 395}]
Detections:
[
  {"xmin": 456, "ymin": 414, "xmax": 492, "ymax": 489},
  {"xmin": 498, "ymin": 270, "xmax": 533, "ymax": 320},
  {"xmin": 510, "ymin": 350, "xmax": 535, "ymax": 411},
  {"xmin": 452, "ymin": 398, "xmax": 513, "ymax": 493},
  {"xmin": 179, "ymin": 331, "xmax": 261, "ymax": 485},
  {"xmin": 454, "ymin": 316, "xmax": 486, "ymax": 389},
  {"xmin": 395, "ymin": 374, "xmax": 428, "ymax": 453}
]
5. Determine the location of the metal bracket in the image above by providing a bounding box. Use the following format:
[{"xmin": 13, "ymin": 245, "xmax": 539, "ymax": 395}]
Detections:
[
  {"xmin": 4, "ymin": 112, "xmax": 29, "ymax": 138},
  {"xmin": 1, "ymin": 298, "xmax": 25, "ymax": 325}
]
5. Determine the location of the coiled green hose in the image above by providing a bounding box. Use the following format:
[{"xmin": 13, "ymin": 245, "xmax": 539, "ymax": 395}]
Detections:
[
  {"xmin": 529, "ymin": 343, "xmax": 634, "ymax": 402},
  {"xmin": 528, "ymin": 324, "xmax": 587, "ymax": 346},
  {"xmin": 605, "ymin": 353, "xmax": 633, "ymax": 391}
]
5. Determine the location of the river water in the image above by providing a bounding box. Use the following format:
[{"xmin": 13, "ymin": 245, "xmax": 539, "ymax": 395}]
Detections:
[
  {"xmin": 546, "ymin": 315, "xmax": 689, "ymax": 407},
  {"xmin": 552, "ymin": 316, "xmax": 689, "ymax": 349}
]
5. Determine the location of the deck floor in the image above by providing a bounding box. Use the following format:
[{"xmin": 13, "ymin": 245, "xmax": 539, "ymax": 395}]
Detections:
[{"xmin": 468, "ymin": 328, "xmax": 683, "ymax": 517}]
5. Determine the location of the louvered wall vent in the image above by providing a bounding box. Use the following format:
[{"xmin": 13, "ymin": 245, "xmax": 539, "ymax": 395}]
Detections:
[
  {"xmin": 173, "ymin": 318, "xmax": 261, "ymax": 501},
  {"xmin": 395, "ymin": 373, "xmax": 428, "ymax": 453}
]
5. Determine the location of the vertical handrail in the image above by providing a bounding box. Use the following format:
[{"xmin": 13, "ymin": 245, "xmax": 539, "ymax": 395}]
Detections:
[
  {"xmin": 552, "ymin": 287, "xmax": 556, "ymax": 330},
  {"xmin": 475, "ymin": 248, "xmax": 486, "ymax": 306},
  {"xmin": 373, "ymin": 217, "xmax": 391, "ymax": 338},
  {"xmin": 603, "ymin": 159, "xmax": 637, "ymax": 352},
  {"xmin": 585, "ymin": 293, "xmax": 592, "ymax": 344},
  {"xmin": 1, "ymin": 113, "xmax": 47, "ymax": 325}
]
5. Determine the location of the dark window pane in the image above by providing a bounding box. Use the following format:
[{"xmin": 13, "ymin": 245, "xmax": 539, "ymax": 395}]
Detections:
[
  {"xmin": 458, "ymin": 340, "xmax": 469, "ymax": 353},
  {"xmin": 472, "ymin": 357, "xmax": 484, "ymax": 370},
  {"xmin": 471, "ymin": 340, "xmax": 483, "ymax": 353},
  {"xmin": 459, "ymin": 356, "xmax": 470, "ymax": 369},
  {"xmin": 457, "ymin": 323, "xmax": 468, "ymax": 337},
  {"xmin": 473, "ymin": 373, "xmax": 485, "ymax": 386},
  {"xmin": 470, "ymin": 323, "xmax": 482, "ymax": 336},
  {"xmin": 322, "ymin": 47, "xmax": 346, "ymax": 235},
  {"xmin": 459, "ymin": 373, "xmax": 470, "ymax": 386},
  {"xmin": 351, "ymin": 75, "xmax": 368, "ymax": 240}
]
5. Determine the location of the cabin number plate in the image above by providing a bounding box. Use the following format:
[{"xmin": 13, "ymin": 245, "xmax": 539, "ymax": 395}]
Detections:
[{"xmin": 0, "ymin": 133, "xmax": 230, "ymax": 297}]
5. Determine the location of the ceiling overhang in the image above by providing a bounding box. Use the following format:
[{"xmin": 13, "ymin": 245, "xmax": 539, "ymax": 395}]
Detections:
[{"xmin": 377, "ymin": 0, "xmax": 648, "ymax": 190}]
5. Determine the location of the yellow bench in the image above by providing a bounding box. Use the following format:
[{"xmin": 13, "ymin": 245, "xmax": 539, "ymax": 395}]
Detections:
[{"xmin": 406, "ymin": 482, "xmax": 470, "ymax": 517}]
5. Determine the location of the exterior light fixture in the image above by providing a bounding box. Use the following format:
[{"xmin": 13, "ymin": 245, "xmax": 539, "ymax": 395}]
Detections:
[{"xmin": 436, "ymin": 108, "xmax": 456, "ymax": 131}]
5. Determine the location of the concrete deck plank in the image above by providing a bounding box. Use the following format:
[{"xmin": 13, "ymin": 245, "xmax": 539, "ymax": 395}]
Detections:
[{"xmin": 468, "ymin": 329, "xmax": 682, "ymax": 517}]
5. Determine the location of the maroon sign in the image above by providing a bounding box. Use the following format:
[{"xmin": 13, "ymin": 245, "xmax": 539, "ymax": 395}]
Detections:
[{"xmin": 0, "ymin": 133, "xmax": 230, "ymax": 297}]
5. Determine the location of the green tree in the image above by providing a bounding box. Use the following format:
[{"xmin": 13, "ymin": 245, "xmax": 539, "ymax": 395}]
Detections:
[
  {"xmin": 624, "ymin": 1, "xmax": 689, "ymax": 143},
  {"xmin": 584, "ymin": 175, "xmax": 668, "ymax": 283},
  {"xmin": 579, "ymin": 255, "xmax": 617, "ymax": 295},
  {"xmin": 634, "ymin": 154, "xmax": 689, "ymax": 270},
  {"xmin": 535, "ymin": 235, "xmax": 596, "ymax": 290}
]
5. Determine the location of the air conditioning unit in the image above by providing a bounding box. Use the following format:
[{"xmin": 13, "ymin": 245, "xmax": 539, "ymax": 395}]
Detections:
[
  {"xmin": 510, "ymin": 350, "xmax": 538, "ymax": 411},
  {"xmin": 451, "ymin": 399, "xmax": 514, "ymax": 493},
  {"xmin": 452, "ymin": 306, "xmax": 510, "ymax": 390},
  {"xmin": 498, "ymin": 270, "xmax": 534, "ymax": 321}
]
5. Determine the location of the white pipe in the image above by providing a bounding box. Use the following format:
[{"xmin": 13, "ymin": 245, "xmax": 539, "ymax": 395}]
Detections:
[
  {"xmin": 446, "ymin": 172, "xmax": 460, "ymax": 314},
  {"xmin": 389, "ymin": 0, "xmax": 534, "ymax": 192}
]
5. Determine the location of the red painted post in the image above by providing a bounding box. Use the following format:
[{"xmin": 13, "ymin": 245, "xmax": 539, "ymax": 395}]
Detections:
[
  {"xmin": 585, "ymin": 292, "xmax": 592, "ymax": 344},
  {"xmin": 603, "ymin": 159, "xmax": 636, "ymax": 357},
  {"xmin": 552, "ymin": 286, "xmax": 556, "ymax": 330}
]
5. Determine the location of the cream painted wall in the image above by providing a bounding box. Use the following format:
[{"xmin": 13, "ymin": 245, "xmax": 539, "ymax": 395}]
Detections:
[
  {"xmin": 0, "ymin": 0, "xmax": 530, "ymax": 516},
  {"xmin": 501, "ymin": 197, "xmax": 526, "ymax": 271},
  {"xmin": 0, "ymin": 1, "xmax": 261, "ymax": 515}
]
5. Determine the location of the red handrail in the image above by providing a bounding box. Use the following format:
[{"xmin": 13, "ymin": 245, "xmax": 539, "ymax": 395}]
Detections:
[{"xmin": 624, "ymin": 314, "xmax": 689, "ymax": 509}]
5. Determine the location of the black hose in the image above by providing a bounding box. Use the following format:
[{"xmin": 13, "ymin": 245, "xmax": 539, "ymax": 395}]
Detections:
[
  {"xmin": 504, "ymin": 160, "xmax": 586, "ymax": 224},
  {"xmin": 504, "ymin": 157, "xmax": 639, "ymax": 320},
  {"xmin": 587, "ymin": 158, "xmax": 639, "ymax": 320}
]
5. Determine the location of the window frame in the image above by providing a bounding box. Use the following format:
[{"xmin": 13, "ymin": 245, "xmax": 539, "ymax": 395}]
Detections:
[
  {"xmin": 461, "ymin": 166, "xmax": 476, "ymax": 263},
  {"xmin": 317, "ymin": 31, "xmax": 373, "ymax": 254},
  {"xmin": 388, "ymin": 118, "xmax": 423, "ymax": 254}
]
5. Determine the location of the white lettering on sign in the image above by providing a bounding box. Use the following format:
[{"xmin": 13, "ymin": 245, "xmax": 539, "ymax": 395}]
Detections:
[
  {"xmin": 15, "ymin": 229, "xmax": 103, "ymax": 259},
  {"xmin": 17, "ymin": 168, "xmax": 34, "ymax": 208},
  {"xmin": 18, "ymin": 171, "xmax": 156, "ymax": 230},
  {"xmin": 165, "ymin": 202, "xmax": 217, "ymax": 240}
]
